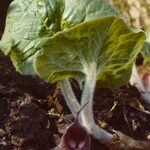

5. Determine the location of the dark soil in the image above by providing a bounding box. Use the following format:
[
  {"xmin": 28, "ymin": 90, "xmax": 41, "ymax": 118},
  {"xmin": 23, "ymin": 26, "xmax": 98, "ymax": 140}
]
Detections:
[{"xmin": 0, "ymin": 1, "xmax": 150, "ymax": 150}]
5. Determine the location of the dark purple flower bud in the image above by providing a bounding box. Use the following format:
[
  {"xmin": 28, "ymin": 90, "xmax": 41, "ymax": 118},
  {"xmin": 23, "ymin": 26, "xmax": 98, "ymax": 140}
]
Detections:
[{"xmin": 55, "ymin": 102, "xmax": 91, "ymax": 150}]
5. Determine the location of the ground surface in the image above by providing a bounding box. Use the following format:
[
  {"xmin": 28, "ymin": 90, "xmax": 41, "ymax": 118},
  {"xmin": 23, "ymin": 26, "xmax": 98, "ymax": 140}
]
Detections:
[{"xmin": 0, "ymin": 1, "xmax": 150, "ymax": 150}]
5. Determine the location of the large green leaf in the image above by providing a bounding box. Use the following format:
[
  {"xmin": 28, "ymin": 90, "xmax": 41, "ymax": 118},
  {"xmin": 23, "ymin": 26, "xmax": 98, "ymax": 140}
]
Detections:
[
  {"xmin": 35, "ymin": 17, "xmax": 145, "ymax": 89},
  {"xmin": 0, "ymin": 0, "xmax": 119, "ymax": 75},
  {"xmin": 0, "ymin": 0, "xmax": 64, "ymax": 74},
  {"xmin": 0, "ymin": 0, "xmax": 145, "ymax": 89}
]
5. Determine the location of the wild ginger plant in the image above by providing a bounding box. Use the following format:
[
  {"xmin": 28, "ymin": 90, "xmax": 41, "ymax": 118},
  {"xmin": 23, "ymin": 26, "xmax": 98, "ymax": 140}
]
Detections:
[{"xmin": 0, "ymin": 0, "xmax": 145, "ymax": 144}]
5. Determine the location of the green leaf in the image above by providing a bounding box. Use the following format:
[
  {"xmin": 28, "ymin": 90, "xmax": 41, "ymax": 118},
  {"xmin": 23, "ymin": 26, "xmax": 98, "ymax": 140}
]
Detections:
[
  {"xmin": 35, "ymin": 17, "xmax": 145, "ymax": 89},
  {"xmin": 142, "ymin": 27, "xmax": 150, "ymax": 65},
  {"xmin": 0, "ymin": 0, "xmax": 64, "ymax": 74},
  {"xmin": 0, "ymin": 0, "xmax": 119, "ymax": 75}
]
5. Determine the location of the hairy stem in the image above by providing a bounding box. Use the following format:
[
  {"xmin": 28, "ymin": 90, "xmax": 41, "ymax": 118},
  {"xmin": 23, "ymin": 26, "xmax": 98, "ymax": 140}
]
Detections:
[
  {"xmin": 80, "ymin": 63, "xmax": 97, "ymax": 130},
  {"xmin": 130, "ymin": 65, "xmax": 145, "ymax": 92},
  {"xmin": 80, "ymin": 63, "xmax": 113, "ymax": 141},
  {"xmin": 60, "ymin": 64, "xmax": 113, "ymax": 141},
  {"xmin": 59, "ymin": 80, "xmax": 81, "ymax": 117},
  {"xmin": 91, "ymin": 124, "xmax": 113, "ymax": 141}
]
